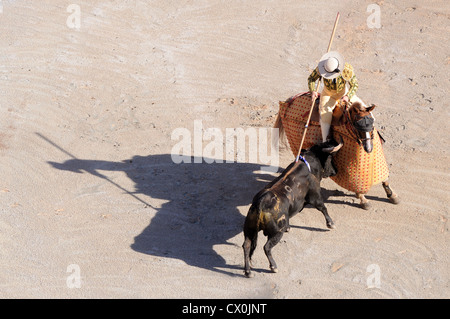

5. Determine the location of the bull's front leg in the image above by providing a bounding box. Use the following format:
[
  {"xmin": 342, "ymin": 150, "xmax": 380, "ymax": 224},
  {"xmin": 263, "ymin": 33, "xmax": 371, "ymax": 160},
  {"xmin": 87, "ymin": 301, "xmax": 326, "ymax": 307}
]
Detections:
[
  {"xmin": 382, "ymin": 179, "xmax": 400, "ymax": 204},
  {"xmin": 306, "ymin": 178, "xmax": 335, "ymax": 229},
  {"xmin": 313, "ymin": 201, "xmax": 336, "ymax": 229}
]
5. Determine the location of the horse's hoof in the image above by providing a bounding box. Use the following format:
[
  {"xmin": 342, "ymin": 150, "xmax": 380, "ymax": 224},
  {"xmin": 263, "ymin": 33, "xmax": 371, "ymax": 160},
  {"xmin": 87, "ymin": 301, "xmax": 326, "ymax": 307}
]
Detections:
[
  {"xmin": 244, "ymin": 271, "xmax": 254, "ymax": 278},
  {"xmin": 360, "ymin": 202, "xmax": 371, "ymax": 210},
  {"xmin": 389, "ymin": 194, "xmax": 400, "ymax": 205},
  {"xmin": 327, "ymin": 222, "xmax": 336, "ymax": 229},
  {"xmin": 270, "ymin": 267, "xmax": 278, "ymax": 273}
]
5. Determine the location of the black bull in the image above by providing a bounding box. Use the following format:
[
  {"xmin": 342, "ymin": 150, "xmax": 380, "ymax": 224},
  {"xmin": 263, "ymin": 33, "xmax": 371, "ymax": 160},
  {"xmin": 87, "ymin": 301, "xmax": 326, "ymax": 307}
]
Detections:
[{"xmin": 242, "ymin": 141, "xmax": 342, "ymax": 278}]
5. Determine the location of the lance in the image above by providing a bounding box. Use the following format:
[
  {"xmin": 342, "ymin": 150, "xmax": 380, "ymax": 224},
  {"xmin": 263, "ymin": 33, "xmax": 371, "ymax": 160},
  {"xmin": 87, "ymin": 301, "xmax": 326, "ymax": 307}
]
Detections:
[{"xmin": 295, "ymin": 12, "xmax": 340, "ymax": 163}]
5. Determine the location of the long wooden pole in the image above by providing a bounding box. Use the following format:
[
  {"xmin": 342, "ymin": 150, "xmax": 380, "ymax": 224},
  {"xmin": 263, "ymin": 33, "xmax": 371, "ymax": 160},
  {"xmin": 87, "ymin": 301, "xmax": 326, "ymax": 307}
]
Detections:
[
  {"xmin": 327, "ymin": 12, "xmax": 340, "ymax": 53},
  {"xmin": 295, "ymin": 12, "xmax": 340, "ymax": 162}
]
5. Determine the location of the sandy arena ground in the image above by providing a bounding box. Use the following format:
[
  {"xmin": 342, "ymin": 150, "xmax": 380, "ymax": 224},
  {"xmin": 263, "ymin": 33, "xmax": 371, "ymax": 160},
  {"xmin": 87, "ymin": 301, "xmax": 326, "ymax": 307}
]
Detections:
[{"xmin": 0, "ymin": 1, "xmax": 448, "ymax": 298}]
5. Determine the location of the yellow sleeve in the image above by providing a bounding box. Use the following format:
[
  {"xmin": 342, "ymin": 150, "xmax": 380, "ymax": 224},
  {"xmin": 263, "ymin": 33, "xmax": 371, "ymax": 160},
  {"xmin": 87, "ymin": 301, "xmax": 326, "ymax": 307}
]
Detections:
[
  {"xmin": 307, "ymin": 67, "xmax": 321, "ymax": 92},
  {"xmin": 342, "ymin": 63, "xmax": 358, "ymax": 99},
  {"xmin": 347, "ymin": 75, "xmax": 358, "ymax": 100}
]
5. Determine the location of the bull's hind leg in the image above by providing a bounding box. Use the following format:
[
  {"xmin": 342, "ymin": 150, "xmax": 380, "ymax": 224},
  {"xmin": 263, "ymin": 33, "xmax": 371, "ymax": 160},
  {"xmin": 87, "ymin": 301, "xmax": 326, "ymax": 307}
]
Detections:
[
  {"xmin": 243, "ymin": 224, "xmax": 258, "ymax": 278},
  {"xmin": 264, "ymin": 232, "xmax": 283, "ymax": 273},
  {"xmin": 382, "ymin": 179, "xmax": 400, "ymax": 204},
  {"xmin": 243, "ymin": 237, "xmax": 254, "ymax": 278}
]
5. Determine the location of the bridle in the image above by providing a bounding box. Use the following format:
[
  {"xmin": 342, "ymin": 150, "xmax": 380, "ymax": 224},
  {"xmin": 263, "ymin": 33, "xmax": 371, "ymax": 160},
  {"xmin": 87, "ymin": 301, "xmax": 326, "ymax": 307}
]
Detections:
[{"xmin": 341, "ymin": 101, "xmax": 375, "ymax": 148}]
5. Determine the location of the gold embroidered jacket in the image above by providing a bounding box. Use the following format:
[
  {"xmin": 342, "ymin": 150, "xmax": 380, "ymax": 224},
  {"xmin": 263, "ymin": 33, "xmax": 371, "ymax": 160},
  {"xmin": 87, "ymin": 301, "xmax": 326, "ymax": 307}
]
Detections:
[{"xmin": 308, "ymin": 63, "xmax": 358, "ymax": 99}]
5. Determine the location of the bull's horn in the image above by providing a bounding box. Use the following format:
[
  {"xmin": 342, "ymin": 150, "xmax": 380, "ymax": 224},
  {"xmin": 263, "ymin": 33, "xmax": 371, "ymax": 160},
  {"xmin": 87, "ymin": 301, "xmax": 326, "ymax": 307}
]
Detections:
[{"xmin": 322, "ymin": 136, "xmax": 344, "ymax": 153}]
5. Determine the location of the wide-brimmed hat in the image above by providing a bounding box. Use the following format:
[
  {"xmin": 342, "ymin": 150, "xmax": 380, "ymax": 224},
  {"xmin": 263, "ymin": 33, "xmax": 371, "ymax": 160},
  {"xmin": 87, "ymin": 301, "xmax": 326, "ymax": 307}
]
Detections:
[{"xmin": 318, "ymin": 51, "xmax": 345, "ymax": 79}]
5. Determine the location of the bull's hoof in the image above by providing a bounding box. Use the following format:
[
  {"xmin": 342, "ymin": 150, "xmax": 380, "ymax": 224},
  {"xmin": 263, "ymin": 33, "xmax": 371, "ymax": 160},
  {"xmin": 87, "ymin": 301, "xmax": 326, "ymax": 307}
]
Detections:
[
  {"xmin": 360, "ymin": 201, "xmax": 371, "ymax": 210},
  {"xmin": 388, "ymin": 194, "xmax": 400, "ymax": 205},
  {"xmin": 327, "ymin": 222, "xmax": 336, "ymax": 229},
  {"xmin": 244, "ymin": 271, "xmax": 254, "ymax": 278},
  {"xmin": 270, "ymin": 266, "xmax": 278, "ymax": 273}
]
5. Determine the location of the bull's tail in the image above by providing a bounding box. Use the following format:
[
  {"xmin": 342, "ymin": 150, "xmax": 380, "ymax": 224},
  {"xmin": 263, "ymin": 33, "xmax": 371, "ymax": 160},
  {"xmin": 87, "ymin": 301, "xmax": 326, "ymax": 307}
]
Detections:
[{"xmin": 247, "ymin": 230, "xmax": 258, "ymax": 260}]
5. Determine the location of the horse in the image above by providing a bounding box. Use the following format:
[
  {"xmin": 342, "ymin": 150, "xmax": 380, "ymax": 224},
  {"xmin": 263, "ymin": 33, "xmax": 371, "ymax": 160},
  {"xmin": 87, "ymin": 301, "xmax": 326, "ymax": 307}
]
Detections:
[{"xmin": 274, "ymin": 92, "xmax": 399, "ymax": 210}]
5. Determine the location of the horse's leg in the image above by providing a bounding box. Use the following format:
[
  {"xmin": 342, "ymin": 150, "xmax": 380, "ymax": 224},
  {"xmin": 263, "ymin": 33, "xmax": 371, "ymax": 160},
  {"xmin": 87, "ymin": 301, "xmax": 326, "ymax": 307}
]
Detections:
[
  {"xmin": 356, "ymin": 193, "xmax": 371, "ymax": 210},
  {"xmin": 382, "ymin": 179, "xmax": 400, "ymax": 204}
]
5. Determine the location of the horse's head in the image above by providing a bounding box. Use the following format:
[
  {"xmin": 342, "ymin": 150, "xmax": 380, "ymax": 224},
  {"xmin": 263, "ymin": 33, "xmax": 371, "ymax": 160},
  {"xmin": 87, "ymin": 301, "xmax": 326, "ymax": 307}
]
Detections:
[{"xmin": 347, "ymin": 102, "xmax": 376, "ymax": 153}]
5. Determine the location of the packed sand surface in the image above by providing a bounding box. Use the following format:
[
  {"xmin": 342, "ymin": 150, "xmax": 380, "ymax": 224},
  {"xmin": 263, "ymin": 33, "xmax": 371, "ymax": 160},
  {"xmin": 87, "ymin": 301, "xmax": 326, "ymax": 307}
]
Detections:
[{"xmin": 0, "ymin": 1, "xmax": 448, "ymax": 298}]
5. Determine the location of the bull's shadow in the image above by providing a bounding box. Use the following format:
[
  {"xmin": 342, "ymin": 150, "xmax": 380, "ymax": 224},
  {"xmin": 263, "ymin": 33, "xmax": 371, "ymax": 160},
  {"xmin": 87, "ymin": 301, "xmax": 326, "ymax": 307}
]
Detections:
[{"xmin": 49, "ymin": 154, "xmax": 279, "ymax": 276}]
